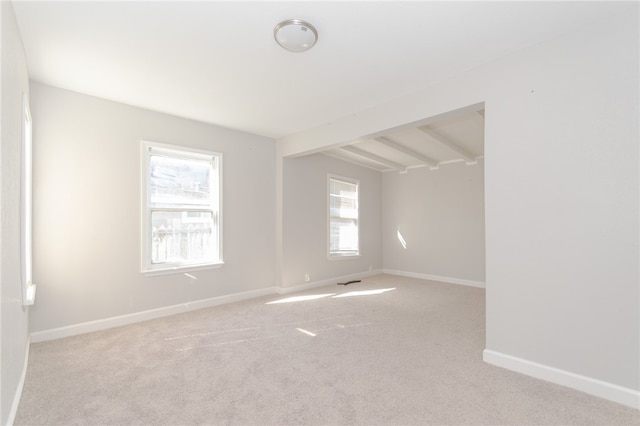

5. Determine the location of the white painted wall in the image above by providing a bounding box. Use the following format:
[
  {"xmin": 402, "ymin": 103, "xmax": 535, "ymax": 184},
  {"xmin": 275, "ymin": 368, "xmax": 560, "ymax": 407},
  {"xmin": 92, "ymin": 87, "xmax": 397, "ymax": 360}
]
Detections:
[
  {"xmin": 483, "ymin": 11, "xmax": 638, "ymax": 393},
  {"xmin": 277, "ymin": 11, "xmax": 639, "ymax": 405},
  {"xmin": 30, "ymin": 83, "xmax": 276, "ymax": 333},
  {"xmin": 0, "ymin": 1, "xmax": 31, "ymax": 424},
  {"xmin": 282, "ymin": 154, "xmax": 382, "ymax": 288},
  {"xmin": 383, "ymin": 160, "xmax": 485, "ymax": 284}
]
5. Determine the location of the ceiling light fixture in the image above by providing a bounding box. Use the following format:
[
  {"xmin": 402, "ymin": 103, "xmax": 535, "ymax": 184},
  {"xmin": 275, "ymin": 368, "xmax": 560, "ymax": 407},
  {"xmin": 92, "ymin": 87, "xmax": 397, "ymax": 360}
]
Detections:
[{"xmin": 274, "ymin": 19, "xmax": 318, "ymax": 53}]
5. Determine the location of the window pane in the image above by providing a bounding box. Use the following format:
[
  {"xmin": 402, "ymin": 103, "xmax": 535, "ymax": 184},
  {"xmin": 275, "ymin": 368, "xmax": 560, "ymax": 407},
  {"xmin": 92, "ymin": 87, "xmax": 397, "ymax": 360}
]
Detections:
[
  {"xmin": 150, "ymin": 155, "xmax": 212, "ymax": 207},
  {"xmin": 330, "ymin": 219, "xmax": 359, "ymax": 254},
  {"xmin": 329, "ymin": 177, "xmax": 359, "ymax": 256},
  {"xmin": 330, "ymin": 179, "xmax": 357, "ymax": 199},
  {"xmin": 151, "ymin": 211, "xmax": 217, "ymax": 264},
  {"xmin": 329, "ymin": 195, "xmax": 357, "ymax": 219}
]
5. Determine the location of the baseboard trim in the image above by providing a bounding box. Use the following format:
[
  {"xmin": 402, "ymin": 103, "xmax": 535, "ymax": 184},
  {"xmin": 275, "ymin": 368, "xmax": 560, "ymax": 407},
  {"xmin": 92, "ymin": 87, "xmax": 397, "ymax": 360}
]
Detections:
[
  {"xmin": 383, "ymin": 269, "xmax": 485, "ymax": 288},
  {"xmin": 7, "ymin": 336, "xmax": 31, "ymax": 426},
  {"xmin": 483, "ymin": 349, "xmax": 640, "ymax": 410},
  {"xmin": 277, "ymin": 269, "xmax": 384, "ymax": 295},
  {"xmin": 30, "ymin": 287, "xmax": 278, "ymax": 343},
  {"xmin": 30, "ymin": 270, "xmax": 388, "ymax": 343}
]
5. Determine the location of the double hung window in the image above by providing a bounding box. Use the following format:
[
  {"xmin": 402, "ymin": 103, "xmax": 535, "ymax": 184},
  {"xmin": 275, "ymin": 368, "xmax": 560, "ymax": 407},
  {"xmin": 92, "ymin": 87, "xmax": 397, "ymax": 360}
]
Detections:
[
  {"xmin": 142, "ymin": 141, "xmax": 222, "ymax": 274},
  {"xmin": 328, "ymin": 175, "xmax": 359, "ymax": 258}
]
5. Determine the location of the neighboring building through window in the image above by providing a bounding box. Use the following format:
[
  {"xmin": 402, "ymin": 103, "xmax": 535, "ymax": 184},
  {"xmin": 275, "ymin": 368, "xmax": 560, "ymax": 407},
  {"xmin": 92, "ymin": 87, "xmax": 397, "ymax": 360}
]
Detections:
[
  {"xmin": 328, "ymin": 175, "xmax": 359, "ymax": 257},
  {"xmin": 141, "ymin": 141, "xmax": 222, "ymax": 274}
]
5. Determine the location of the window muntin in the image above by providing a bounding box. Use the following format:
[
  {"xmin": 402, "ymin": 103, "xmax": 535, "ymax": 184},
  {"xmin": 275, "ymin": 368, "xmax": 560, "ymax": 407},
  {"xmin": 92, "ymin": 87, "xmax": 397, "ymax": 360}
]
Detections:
[
  {"xmin": 142, "ymin": 141, "xmax": 222, "ymax": 273},
  {"xmin": 328, "ymin": 176, "xmax": 359, "ymax": 257}
]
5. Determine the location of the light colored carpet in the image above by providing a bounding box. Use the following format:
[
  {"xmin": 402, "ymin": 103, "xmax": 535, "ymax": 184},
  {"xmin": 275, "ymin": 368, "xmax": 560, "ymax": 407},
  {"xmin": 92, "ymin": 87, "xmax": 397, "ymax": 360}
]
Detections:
[{"xmin": 15, "ymin": 274, "xmax": 640, "ymax": 425}]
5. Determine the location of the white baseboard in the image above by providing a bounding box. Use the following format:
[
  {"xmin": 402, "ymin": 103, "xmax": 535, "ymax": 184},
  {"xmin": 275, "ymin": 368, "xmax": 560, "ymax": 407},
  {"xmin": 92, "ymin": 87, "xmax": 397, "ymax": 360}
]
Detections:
[
  {"xmin": 483, "ymin": 349, "xmax": 640, "ymax": 410},
  {"xmin": 30, "ymin": 287, "xmax": 278, "ymax": 343},
  {"xmin": 7, "ymin": 336, "xmax": 31, "ymax": 426},
  {"xmin": 383, "ymin": 269, "xmax": 485, "ymax": 288},
  {"xmin": 277, "ymin": 269, "xmax": 384, "ymax": 295},
  {"xmin": 30, "ymin": 270, "xmax": 387, "ymax": 343}
]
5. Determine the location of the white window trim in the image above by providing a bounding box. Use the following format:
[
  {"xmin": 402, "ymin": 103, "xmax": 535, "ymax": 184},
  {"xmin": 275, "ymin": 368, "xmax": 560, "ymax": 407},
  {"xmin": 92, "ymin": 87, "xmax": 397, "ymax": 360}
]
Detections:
[
  {"xmin": 327, "ymin": 174, "xmax": 361, "ymax": 260},
  {"xmin": 140, "ymin": 140, "xmax": 223, "ymax": 276},
  {"xmin": 21, "ymin": 93, "xmax": 36, "ymax": 305}
]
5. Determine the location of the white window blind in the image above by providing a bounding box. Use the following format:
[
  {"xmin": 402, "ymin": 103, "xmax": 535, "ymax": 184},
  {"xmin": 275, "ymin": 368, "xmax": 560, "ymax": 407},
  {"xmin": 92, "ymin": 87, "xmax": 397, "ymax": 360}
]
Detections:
[{"xmin": 329, "ymin": 176, "xmax": 359, "ymax": 257}]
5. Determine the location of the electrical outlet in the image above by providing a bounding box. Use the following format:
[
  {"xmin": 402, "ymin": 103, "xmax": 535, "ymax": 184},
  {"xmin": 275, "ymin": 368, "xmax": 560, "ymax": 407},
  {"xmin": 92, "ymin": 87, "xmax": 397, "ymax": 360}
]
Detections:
[{"xmin": 304, "ymin": 274, "xmax": 310, "ymax": 282}]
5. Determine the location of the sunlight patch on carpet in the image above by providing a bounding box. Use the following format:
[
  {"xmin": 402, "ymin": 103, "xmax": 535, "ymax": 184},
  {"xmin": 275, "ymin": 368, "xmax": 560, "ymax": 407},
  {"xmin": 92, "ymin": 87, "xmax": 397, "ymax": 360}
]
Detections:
[
  {"xmin": 332, "ymin": 288, "xmax": 396, "ymax": 298},
  {"xmin": 296, "ymin": 328, "xmax": 317, "ymax": 337},
  {"xmin": 266, "ymin": 293, "xmax": 335, "ymax": 304}
]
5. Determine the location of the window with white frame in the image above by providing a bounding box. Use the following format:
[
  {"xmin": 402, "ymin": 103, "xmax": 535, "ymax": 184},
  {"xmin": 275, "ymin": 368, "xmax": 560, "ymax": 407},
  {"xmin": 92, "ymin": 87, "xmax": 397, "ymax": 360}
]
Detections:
[
  {"xmin": 328, "ymin": 175, "xmax": 359, "ymax": 257},
  {"xmin": 21, "ymin": 93, "xmax": 36, "ymax": 305},
  {"xmin": 141, "ymin": 141, "xmax": 222, "ymax": 274}
]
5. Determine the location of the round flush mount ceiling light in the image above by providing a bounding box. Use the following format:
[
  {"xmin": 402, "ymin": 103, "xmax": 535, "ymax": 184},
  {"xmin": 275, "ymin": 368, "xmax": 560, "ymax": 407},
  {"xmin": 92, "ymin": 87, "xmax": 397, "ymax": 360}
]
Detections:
[{"xmin": 274, "ymin": 19, "xmax": 318, "ymax": 52}]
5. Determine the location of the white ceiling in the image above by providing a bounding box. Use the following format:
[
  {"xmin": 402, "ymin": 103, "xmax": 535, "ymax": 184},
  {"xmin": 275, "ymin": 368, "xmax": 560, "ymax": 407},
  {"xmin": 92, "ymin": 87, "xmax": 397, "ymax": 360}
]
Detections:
[{"xmin": 12, "ymin": 1, "xmax": 630, "ymax": 144}]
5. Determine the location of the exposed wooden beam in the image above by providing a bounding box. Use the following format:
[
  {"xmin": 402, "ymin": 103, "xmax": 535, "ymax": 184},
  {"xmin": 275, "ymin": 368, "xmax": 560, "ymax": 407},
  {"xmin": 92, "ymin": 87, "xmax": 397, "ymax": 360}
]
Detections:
[
  {"xmin": 374, "ymin": 137, "xmax": 438, "ymax": 167},
  {"xmin": 340, "ymin": 145, "xmax": 405, "ymax": 171},
  {"xmin": 417, "ymin": 126, "xmax": 476, "ymax": 162}
]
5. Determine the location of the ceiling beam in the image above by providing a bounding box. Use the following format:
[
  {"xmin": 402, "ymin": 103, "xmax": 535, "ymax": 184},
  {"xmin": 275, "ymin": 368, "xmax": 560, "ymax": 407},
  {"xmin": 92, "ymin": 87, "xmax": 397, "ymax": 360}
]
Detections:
[
  {"xmin": 340, "ymin": 145, "xmax": 405, "ymax": 171},
  {"xmin": 322, "ymin": 151, "xmax": 387, "ymax": 172},
  {"xmin": 470, "ymin": 110, "xmax": 485, "ymax": 129},
  {"xmin": 417, "ymin": 126, "xmax": 476, "ymax": 162},
  {"xmin": 374, "ymin": 137, "xmax": 438, "ymax": 167}
]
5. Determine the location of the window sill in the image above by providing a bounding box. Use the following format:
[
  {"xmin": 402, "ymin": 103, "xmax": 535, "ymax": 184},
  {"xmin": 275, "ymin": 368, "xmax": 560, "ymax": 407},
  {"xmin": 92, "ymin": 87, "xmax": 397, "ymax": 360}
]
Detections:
[{"xmin": 142, "ymin": 262, "xmax": 224, "ymax": 277}]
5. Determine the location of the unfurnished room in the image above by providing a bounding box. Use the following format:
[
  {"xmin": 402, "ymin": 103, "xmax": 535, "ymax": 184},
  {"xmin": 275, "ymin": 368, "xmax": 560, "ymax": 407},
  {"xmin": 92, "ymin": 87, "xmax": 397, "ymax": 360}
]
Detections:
[{"xmin": 1, "ymin": 1, "xmax": 639, "ymax": 425}]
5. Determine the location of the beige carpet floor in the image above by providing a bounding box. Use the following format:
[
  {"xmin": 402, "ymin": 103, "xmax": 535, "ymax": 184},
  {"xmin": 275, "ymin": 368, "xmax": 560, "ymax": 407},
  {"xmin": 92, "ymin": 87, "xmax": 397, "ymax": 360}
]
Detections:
[{"xmin": 15, "ymin": 274, "xmax": 640, "ymax": 425}]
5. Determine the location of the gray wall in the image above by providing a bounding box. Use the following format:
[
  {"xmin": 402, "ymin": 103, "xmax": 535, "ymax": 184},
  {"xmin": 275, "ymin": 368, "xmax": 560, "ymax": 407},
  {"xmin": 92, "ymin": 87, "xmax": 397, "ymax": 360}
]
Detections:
[
  {"xmin": 282, "ymin": 154, "xmax": 382, "ymax": 288},
  {"xmin": 277, "ymin": 11, "xmax": 639, "ymax": 398},
  {"xmin": 383, "ymin": 160, "xmax": 485, "ymax": 284},
  {"xmin": 30, "ymin": 82, "xmax": 276, "ymax": 333},
  {"xmin": 1, "ymin": 1, "xmax": 31, "ymax": 424},
  {"xmin": 483, "ymin": 12, "xmax": 638, "ymax": 390}
]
